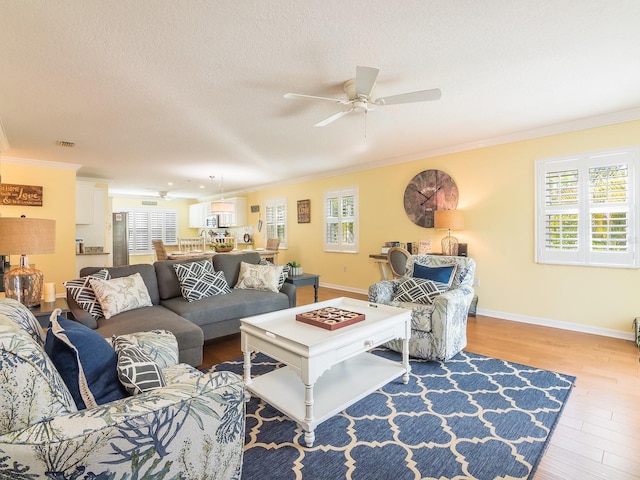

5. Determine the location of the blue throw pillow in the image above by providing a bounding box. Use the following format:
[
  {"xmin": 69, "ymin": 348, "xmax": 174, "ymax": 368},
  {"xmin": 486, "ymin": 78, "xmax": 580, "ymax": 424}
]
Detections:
[
  {"xmin": 45, "ymin": 316, "xmax": 128, "ymax": 409},
  {"xmin": 412, "ymin": 263, "xmax": 457, "ymax": 288}
]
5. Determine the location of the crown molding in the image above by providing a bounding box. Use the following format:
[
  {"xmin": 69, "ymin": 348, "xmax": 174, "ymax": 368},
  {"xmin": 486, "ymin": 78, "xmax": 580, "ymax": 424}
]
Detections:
[{"xmin": 2, "ymin": 155, "xmax": 81, "ymax": 171}]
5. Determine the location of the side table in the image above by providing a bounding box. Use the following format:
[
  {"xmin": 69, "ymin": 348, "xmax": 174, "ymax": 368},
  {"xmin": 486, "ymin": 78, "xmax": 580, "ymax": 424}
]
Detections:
[
  {"xmin": 284, "ymin": 272, "xmax": 320, "ymax": 303},
  {"xmin": 30, "ymin": 297, "xmax": 70, "ymax": 328}
]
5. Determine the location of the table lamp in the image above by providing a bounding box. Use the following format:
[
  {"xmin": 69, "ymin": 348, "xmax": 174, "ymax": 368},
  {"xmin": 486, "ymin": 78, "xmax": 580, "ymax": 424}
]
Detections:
[
  {"xmin": 0, "ymin": 217, "xmax": 56, "ymax": 307},
  {"xmin": 434, "ymin": 210, "xmax": 463, "ymax": 256}
]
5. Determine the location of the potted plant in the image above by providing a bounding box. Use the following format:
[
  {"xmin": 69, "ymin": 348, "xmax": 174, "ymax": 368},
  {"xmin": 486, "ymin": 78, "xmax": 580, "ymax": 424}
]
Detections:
[{"xmin": 287, "ymin": 261, "xmax": 303, "ymax": 276}]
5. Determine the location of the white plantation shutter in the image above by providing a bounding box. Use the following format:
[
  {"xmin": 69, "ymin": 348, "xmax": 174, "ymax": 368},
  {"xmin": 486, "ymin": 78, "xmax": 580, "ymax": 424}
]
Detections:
[
  {"xmin": 536, "ymin": 146, "xmax": 640, "ymax": 268},
  {"xmin": 324, "ymin": 187, "xmax": 358, "ymax": 253},
  {"xmin": 123, "ymin": 208, "xmax": 178, "ymax": 255},
  {"xmin": 265, "ymin": 198, "xmax": 287, "ymax": 248}
]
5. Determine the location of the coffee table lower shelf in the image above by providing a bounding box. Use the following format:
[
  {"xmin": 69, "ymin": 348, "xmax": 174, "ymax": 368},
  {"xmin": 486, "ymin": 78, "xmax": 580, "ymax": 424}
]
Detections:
[{"xmin": 246, "ymin": 352, "xmax": 405, "ymax": 445}]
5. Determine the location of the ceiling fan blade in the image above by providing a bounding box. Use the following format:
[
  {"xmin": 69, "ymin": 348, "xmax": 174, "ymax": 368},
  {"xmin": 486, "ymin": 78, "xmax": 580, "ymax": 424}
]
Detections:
[
  {"xmin": 284, "ymin": 92, "xmax": 350, "ymax": 105},
  {"xmin": 355, "ymin": 66, "xmax": 379, "ymax": 98},
  {"xmin": 314, "ymin": 108, "xmax": 353, "ymax": 127},
  {"xmin": 375, "ymin": 88, "xmax": 442, "ymax": 106}
]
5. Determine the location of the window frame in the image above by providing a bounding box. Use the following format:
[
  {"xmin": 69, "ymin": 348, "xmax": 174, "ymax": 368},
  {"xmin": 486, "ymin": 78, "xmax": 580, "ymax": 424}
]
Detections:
[
  {"xmin": 119, "ymin": 207, "xmax": 178, "ymax": 255},
  {"xmin": 323, "ymin": 186, "xmax": 359, "ymax": 253},
  {"xmin": 264, "ymin": 197, "xmax": 287, "ymax": 249},
  {"xmin": 535, "ymin": 146, "xmax": 640, "ymax": 268}
]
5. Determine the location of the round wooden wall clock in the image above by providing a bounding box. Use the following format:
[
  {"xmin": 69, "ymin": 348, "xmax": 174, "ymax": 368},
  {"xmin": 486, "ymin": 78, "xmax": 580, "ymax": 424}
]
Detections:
[{"xmin": 403, "ymin": 169, "xmax": 459, "ymax": 228}]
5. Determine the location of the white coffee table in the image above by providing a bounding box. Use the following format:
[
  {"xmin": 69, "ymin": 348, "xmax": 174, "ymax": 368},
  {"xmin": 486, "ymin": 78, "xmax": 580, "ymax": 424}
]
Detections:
[{"xmin": 240, "ymin": 297, "xmax": 411, "ymax": 447}]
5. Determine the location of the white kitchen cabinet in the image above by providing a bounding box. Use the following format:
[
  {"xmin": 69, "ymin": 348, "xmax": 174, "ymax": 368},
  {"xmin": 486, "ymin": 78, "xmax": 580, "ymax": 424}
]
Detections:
[
  {"xmin": 76, "ymin": 183, "xmax": 95, "ymax": 224},
  {"xmin": 189, "ymin": 202, "xmax": 209, "ymax": 228}
]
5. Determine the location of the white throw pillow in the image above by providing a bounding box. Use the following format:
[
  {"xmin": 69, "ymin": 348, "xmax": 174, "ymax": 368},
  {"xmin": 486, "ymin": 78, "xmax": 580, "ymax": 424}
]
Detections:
[
  {"xmin": 89, "ymin": 273, "xmax": 152, "ymax": 319},
  {"xmin": 235, "ymin": 262, "xmax": 283, "ymax": 293}
]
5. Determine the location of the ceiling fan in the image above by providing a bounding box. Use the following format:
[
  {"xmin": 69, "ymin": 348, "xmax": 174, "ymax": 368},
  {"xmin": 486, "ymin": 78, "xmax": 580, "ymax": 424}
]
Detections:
[{"xmin": 284, "ymin": 66, "xmax": 441, "ymax": 127}]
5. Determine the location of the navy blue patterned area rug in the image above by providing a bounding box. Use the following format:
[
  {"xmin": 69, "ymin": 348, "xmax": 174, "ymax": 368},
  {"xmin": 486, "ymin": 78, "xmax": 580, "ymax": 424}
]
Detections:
[{"xmin": 211, "ymin": 348, "xmax": 575, "ymax": 480}]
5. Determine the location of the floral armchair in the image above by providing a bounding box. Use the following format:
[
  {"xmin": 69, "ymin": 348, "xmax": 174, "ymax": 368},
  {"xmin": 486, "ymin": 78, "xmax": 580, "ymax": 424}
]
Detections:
[
  {"xmin": 0, "ymin": 297, "xmax": 245, "ymax": 479},
  {"xmin": 369, "ymin": 254, "xmax": 476, "ymax": 361}
]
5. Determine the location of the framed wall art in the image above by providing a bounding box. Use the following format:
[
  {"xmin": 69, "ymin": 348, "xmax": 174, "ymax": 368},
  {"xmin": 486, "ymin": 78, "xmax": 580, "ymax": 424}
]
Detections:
[{"xmin": 297, "ymin": 199, "xmax": 310, "ymax": 223}]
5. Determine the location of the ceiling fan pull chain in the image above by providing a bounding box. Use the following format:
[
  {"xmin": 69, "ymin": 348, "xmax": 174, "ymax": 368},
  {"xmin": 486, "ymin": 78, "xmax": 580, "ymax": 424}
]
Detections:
[{"xmin": 364, "ymin": 109, "xmax": 368, "ymax": 138}]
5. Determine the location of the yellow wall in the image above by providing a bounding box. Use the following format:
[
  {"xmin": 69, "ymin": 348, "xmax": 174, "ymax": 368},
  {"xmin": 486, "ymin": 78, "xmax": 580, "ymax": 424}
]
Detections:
[
  {"xmin": 0, "ymin": 160, "xmax": 77, "ymax": 298},
  {"xmin": 247, "ymin": 120, "xmax": 640, "ymax": 336},
  {"xmin": 2, "ymin": 120, "xmax": 638, "ymax": 337}
]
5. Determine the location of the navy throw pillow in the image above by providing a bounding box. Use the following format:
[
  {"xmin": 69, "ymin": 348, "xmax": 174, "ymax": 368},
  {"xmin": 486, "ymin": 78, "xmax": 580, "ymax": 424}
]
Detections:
[
  {"xmin": 45, "ymin": 316, "xmax": 128, "ymax": 409},
  {"xmin": 412, "ymin": 263, "xmax": 457, "ymax": 288}
]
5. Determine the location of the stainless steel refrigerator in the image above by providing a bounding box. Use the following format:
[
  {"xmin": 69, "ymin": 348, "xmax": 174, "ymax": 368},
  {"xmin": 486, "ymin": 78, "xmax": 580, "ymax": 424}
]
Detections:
[{"xmin": 112, "ymin": 212, "xmax": 130, "ymax": 266}]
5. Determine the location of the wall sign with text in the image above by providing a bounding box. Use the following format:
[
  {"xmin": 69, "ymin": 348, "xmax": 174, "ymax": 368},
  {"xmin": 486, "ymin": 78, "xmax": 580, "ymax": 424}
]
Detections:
[
  {"xmin": 1, "ymin": 184, "xmax": 43, "ymax": 206},
  {"xmin": 297, "ymin": 199, "xmax": 310, "ymax": 223}
]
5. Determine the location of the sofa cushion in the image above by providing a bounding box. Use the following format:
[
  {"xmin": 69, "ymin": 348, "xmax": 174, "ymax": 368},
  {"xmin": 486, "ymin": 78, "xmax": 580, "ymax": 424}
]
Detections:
[
  {"xmin": 412, "ymin": 263, "xmax": 457, "ymax": 288},
  {"xmin": 90, "ymin": 273, "xmax": 153, "ymax": 319},
  {"xmin": 235, "ymin": 262, "xmax": 283, "ymax": 293},
  {"xmin": 45, "ymin": 315, "xmax": 128, "ymax": 409},
  {"xmin": 162, "ymin": 288, "xmax": 289, "ymax": 328},
  {"xmin": 63, "ymin": 269, "xmax": 110, "ymax": 328},
  {"xmin": 213, "ymin": 251, "xmax": 261, "ymax": 287},
  {"xmin": 94, "ymin": 305, "xmax": 204, "ymax": 367},
  {"xmin": 173, "ymin": 260, "xmax": 231, "ymax": 301},
  {"xmin": 394, "ymin": 277, "xmax": 445, "ymax": 304},
  {"xmin": 113, "ymin": 335, "xmax": 166, "ymax": 395},
  {"xmin": 80, "ymin": 264, "xmax": 161, "ymax": 305}
]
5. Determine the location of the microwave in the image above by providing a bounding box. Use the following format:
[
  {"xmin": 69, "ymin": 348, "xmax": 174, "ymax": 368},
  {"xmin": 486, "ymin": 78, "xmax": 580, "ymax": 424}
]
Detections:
[{"xmin": 205, "ymin": 215, "xmax": 218, "ymax": 228}]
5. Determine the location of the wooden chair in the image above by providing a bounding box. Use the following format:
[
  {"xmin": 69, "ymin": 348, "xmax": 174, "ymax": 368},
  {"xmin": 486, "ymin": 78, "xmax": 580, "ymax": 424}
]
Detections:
[
  {"xmin": 387, "ymin": 246, "xmax": 411, "ymax": 278},
  {"xmin": 178, "ymin": 237, "xmax": 207, "ymax": 252},
  {"xmin": 152, "ymin": 240, "xmax": 169, "ymax": 261},
  {"xmin": 266, "ymin": 238, "xmax": 280, "ymax": 251},
  {"xmin": 263, "ymin": 238, "xmax": 280, "ymax": 263}
]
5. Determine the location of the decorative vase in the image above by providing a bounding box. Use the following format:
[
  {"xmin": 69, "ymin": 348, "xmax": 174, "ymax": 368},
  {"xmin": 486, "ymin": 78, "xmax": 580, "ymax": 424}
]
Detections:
[{"xmin": 290, "ymin": 266, "xmax": 303, "ymax": 276}]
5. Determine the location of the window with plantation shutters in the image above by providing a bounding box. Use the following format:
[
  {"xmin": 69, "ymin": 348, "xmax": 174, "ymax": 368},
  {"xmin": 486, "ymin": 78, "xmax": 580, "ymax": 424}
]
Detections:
[
  {"xmin": 121, "ymin": 208, "xmax": 178, "ymax": 255},
  {"xmin": 535, "ymin": 146, "xmax": 640, "ymax": 268},
  {"xmin": 265, "ymin": 198, "xmax": 287, "ymax": 249},
  {"xmin": 324, "ymin": 187, "xmax": 358, "ymax": 253}
]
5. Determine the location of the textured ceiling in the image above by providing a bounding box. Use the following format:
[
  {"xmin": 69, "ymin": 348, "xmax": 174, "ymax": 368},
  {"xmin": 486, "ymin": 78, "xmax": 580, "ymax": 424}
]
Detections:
[{"xmin": 1, "ymin": 1, "xmax": 639, "ymax": 199}]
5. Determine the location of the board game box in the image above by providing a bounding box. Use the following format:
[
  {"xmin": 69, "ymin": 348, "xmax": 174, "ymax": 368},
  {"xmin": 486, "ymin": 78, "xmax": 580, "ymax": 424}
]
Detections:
[{"xmin": 296, "ymin": 306, "xmax": 365, "ymax": 331}]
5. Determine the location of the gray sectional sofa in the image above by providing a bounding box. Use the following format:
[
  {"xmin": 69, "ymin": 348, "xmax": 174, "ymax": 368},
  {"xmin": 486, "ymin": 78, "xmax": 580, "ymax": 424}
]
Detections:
[{"xmin": 68, "ymin": 251, "xmax": 296, "ymax": 366}]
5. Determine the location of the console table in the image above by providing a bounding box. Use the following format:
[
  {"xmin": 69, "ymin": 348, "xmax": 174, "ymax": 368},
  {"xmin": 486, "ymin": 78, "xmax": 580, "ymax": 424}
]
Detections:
[{"xmin": 284, "ymin": 272, "xmax": 320, "ymax": 303}]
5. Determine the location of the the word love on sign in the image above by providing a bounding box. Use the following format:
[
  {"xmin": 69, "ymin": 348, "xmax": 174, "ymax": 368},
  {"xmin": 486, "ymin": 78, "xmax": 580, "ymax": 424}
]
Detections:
[{"xmin": 1, "ymin": 183, "xmax": 43, "ymax": 206}]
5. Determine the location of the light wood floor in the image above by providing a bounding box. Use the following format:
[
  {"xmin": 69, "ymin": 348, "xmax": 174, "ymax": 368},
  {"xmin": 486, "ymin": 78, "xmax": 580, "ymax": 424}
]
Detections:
[{"xmin": 201, "ymin": 287, "xmax": 640, "ymax": 480}]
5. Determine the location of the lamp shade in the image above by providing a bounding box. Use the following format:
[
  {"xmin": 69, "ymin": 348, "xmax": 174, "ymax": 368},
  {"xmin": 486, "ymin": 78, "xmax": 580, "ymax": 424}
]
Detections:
[
  {"xmin": 211, "ymin": 202, "xmax": 235, "ymax": 213},
  {"xmin": 434, "ymin": 210, "xmax": 464, "ymax": 231},
  {"xmin": 0, "ymin": 217, "xmax": 56, "ymax": 254},
  {"xmin": 0, "ymin": 217, "xmax": 56, "ymax": 307}
]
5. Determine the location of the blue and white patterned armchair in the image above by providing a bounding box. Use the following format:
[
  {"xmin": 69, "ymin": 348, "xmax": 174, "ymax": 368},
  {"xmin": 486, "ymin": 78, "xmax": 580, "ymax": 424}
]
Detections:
[
  {"xmin": 0, "ymin": 297, "xmax": 245, "ymax": 479},
  {"xmin": 369, "ymin": 254, "xmax": 476, "ymax": 360}
]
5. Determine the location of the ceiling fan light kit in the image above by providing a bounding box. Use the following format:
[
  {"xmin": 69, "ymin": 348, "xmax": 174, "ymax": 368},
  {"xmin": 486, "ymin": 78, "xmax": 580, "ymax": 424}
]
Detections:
[{"xmin": 284, "ymin": 65, "xmax": 441, "ymax": 127}]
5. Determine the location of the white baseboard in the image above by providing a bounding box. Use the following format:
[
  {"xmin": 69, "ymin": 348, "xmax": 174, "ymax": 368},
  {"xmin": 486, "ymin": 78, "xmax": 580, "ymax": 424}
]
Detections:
[
  {"xmin": 320, "ymin": 282, "xmax": 635, "ymax": 342},
  {"xmin": 476, "ymin": 308, "xmax": 635, "ymax": 341}
]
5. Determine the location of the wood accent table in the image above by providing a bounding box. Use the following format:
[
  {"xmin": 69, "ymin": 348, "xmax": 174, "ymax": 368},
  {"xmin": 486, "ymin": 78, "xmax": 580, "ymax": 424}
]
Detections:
[
  {"xmin": 240, "ymin": 297, "xmax": 411, "ymax": 447},
  {"xmin": 284, "ymin": 272, "xmax": 320, "ymax": 303},
  {"xmin": 369, "ymin": 254, "xmax": 392, "ymax": 280}
]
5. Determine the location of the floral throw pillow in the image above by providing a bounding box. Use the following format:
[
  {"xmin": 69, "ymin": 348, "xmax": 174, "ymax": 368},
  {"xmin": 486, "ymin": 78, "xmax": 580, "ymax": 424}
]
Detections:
[
  {"xmin": 89, "ymin": 273, "xmax": 152, "ymax": 319},
  {"xmin": 235, "ymin": 262, "xmax": 283, "ymax": 293}
]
